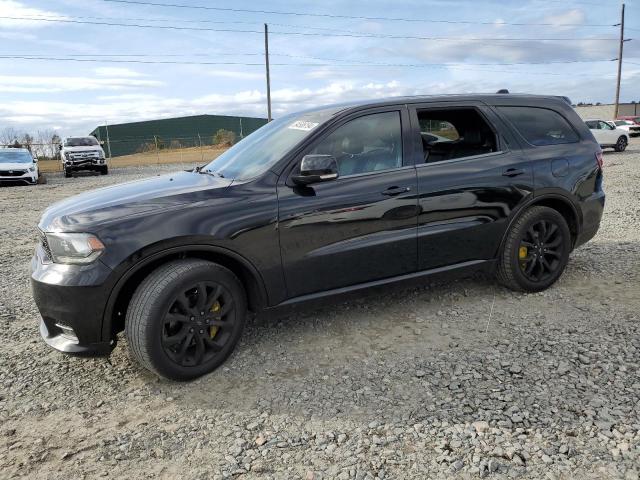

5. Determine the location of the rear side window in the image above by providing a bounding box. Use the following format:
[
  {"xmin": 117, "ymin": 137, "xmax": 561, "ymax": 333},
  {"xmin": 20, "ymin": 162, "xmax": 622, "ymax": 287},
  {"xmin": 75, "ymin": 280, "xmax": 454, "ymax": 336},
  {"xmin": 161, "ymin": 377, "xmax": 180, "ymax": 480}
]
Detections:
[{"xmin": 498, "ymin": 106, "xmax": 579, "ymax": 146}]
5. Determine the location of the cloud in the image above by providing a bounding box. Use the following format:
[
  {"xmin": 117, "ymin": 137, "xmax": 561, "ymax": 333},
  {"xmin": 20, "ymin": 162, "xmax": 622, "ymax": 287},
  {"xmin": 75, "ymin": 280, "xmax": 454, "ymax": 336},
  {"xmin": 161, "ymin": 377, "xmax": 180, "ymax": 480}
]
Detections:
[
  {"xmin": 394, "ymin": 37, "xmax": 619, "ymax": 64},
  {"xmin": 2, "ymin": 71, "xmax": 640, "ymax": 137},
  {"xmin": 93, "ymin": 67, "xmax": 145, "ymax": 78},
  {"xmin": 543, "ymin": 8, "xmax": 586, "ymax": 30},
  {"xmin": 0, "ymin": 74, "xmax": 163, "ymax": 93},
  {"xmin": 205, "ymin": 70, "xmax": 265, "ymax": 80},
  {"xmin": 0, "ymin": 0, "xmax": 65, "ymax": 28}
]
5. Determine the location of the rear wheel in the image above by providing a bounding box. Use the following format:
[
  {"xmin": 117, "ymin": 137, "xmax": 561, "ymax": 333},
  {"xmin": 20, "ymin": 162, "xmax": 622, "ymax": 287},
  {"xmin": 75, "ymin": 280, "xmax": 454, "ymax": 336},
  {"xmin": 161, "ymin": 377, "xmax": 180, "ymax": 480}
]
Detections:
[
  {"xmin": 497, "ymin": 206, "xmax": 571, "ymax": 292},
  {"xmin": 614, "ymin": 136, "xmax": 628, "ymax": 152},
  {"xmin": 125, "ymin": 259, "xmax": 247, "ymax": 381}
]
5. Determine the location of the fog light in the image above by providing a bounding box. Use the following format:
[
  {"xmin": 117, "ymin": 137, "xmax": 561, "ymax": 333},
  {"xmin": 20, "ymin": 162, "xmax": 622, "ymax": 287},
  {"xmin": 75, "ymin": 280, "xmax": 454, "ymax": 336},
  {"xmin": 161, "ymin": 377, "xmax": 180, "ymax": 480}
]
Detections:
[{"xmin": 55, "ymin": 323, "xmax": 78, "ymax": 342}]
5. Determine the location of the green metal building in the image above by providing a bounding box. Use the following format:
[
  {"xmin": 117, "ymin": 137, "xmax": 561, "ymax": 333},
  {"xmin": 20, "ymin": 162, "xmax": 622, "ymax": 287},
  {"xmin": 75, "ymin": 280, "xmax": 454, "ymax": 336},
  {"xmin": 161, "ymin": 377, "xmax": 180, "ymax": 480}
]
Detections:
[{"xmin": 90, "ymin": 114, "xmax": 267, "ymax": 157}]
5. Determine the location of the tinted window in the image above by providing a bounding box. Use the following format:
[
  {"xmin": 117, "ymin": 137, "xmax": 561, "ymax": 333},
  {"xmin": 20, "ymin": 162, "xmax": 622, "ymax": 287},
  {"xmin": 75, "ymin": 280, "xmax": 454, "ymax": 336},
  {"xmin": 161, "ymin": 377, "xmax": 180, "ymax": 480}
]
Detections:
[
  {"xmin": 585, "ymin": 121, "xmax": 598, "ymax": 129},
  {"xmin": 308, "ymin": 111, "xmax": 403, "ymax": 176},
  {"xmin": 498, "ymin": 107, "xmax": 579, "ymax": 146}
]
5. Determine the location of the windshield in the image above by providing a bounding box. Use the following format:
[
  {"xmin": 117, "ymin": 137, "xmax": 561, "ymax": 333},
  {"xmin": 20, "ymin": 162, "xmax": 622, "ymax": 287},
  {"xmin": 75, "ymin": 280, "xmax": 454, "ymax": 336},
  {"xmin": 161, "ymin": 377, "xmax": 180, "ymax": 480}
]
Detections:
[
  {"xmin": 0, "ymin": 149, "xmax": 33, "ymax": 164},
  {"xmin": 64, "ymin": 137, "xmax": 99, "ymax": 147},
  {"xmin": 202, "ymin": 109, "xmax": 336, "ymax": 180}
]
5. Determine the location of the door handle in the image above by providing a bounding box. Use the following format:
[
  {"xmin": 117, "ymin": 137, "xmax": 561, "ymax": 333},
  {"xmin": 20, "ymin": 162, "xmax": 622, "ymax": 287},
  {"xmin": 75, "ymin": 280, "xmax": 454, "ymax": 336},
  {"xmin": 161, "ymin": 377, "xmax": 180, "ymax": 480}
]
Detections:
[
  {"xmin": 502, "ymin": 168, "xmax": 525, "ymax": 177},
  {"xmin": 382, "ymin": 186, "xmax": 411, "ymax": 196}
]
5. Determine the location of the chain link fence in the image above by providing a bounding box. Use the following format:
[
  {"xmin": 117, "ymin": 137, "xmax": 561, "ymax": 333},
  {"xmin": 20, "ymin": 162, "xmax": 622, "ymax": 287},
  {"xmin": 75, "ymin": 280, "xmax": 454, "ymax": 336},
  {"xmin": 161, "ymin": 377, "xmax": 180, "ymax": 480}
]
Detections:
[{"xmin": 1, "ymin": 131, "xmax": 233, "ymax": 174}]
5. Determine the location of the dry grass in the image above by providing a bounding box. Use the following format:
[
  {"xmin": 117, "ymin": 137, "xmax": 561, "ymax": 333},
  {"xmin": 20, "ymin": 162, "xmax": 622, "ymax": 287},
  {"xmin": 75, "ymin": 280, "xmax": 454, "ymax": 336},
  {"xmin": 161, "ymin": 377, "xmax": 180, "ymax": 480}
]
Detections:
[{"xmin": 38, "ymin": 145, "xmax": 229, "ymax": 173}]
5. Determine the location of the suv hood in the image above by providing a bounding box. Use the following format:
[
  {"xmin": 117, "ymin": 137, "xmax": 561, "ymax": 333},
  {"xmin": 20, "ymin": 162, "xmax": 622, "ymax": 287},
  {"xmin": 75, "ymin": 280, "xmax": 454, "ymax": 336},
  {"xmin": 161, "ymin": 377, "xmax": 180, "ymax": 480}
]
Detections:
[{"xmin": 39, "ymin": 171, "xmax": 233, "ymax": 231}]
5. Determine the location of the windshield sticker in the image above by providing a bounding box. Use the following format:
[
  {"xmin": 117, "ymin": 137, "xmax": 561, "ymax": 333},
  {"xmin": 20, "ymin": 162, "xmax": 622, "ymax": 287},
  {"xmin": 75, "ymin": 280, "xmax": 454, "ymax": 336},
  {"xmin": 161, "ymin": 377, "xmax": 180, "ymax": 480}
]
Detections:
[{"xmin": 288, "ymin": 121, "xmax": 319, "ymax": 131}]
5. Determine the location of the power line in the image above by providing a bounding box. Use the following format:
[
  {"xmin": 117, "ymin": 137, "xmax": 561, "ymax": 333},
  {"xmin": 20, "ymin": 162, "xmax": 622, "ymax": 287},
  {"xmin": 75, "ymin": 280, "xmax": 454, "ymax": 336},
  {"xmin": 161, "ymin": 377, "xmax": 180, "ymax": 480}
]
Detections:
[
  {"xmin": 100, "ymin": 0, "xmax": 617, "ymax": 27},
  {"xmin": 0, "ymin": 16, "xmax": 623, "ymax": 42},
  {"xmin": 3, "ymin": 53, "xmax": 620, "ymax": 66},
  {"xmin": 0, "ymin": 55, "xmax": 624, "ymax": 77}
]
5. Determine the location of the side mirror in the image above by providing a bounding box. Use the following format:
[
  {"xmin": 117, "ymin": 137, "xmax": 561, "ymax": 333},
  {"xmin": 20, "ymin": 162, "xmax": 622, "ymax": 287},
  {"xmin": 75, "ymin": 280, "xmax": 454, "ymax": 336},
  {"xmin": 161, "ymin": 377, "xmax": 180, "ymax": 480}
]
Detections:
[
  {"xmin": 33, "ymin": 158, "xmax": 38, "ymax": 163},
  {"xmin": 58, "ymin": 144, "xmax": 63, "ymax": 150},
  {"xmin": 292, "ymin": 154, "xmax": 339, "ymax": 186},
  {"xmin": 99, "ymin": 140, "xmax": 105, "ymax": 145}
]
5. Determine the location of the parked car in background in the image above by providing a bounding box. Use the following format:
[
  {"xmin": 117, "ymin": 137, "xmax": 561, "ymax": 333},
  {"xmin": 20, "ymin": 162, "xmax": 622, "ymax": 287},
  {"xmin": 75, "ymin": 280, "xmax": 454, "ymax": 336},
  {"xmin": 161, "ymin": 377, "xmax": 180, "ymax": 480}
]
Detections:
[
  {"xmin": 33, "ymin": 94, "xmax": 605, "ymax": 380},
  {"xmin": 60, "ymin": 136, "xmax": 108, "ymax": 177},
  {"xmin": 609, "ymin": 119, "xmax": 640, "ymax": 137},
  {"xmin": 585, "ymin": 119, "xmax": 629, "ymax": 152},
  {"xmin": 0, "ymin": 148, "xmax": 40, "ymax": 185},
  {"xmin": 617, "ymin": 115, "xmax": 640, "ymax": 126}
]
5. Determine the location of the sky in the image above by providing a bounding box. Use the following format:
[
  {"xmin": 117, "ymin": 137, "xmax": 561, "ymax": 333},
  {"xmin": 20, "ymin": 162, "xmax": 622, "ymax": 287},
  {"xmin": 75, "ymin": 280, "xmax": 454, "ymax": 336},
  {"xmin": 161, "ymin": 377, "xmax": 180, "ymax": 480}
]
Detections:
[{"xmin": 0, "ymin": 0, "xmax": 639, "ymax": 137}]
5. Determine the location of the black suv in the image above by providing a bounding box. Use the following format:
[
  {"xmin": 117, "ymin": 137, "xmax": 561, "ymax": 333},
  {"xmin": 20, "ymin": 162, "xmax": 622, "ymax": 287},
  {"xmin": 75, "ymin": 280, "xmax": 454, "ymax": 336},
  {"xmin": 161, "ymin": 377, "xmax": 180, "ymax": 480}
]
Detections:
[{"xmin": 32, "ymin": 94, "xmax": 605, "ymax": 380}]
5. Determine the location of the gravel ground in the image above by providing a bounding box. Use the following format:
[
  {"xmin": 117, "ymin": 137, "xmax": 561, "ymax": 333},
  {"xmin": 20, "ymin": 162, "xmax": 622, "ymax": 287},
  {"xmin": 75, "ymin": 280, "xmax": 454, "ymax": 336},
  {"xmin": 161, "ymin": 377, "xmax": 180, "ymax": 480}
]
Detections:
[{"xmin": 1, "ymin": 144, "xmax": 639, "ymax": 480}]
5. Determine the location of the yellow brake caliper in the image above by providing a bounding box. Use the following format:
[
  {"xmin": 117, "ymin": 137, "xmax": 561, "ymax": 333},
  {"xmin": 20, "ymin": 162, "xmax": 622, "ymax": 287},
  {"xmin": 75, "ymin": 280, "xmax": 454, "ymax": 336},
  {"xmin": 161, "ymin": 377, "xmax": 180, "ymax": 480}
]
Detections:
[
  {"xmin": 210, "ymin": 301, "xmax": 221, "ymax": 339},
  {"xmin": 518, "ymin": 246, "xmax": 528, "ymax": 261}
]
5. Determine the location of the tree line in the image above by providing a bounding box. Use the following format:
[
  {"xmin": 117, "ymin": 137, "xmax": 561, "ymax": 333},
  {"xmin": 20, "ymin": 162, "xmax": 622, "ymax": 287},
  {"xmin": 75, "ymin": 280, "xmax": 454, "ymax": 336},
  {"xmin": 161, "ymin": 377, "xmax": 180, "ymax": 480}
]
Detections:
[{"xmin": 0, "ymin": 127, "xmax": 61, "ymax": 159}]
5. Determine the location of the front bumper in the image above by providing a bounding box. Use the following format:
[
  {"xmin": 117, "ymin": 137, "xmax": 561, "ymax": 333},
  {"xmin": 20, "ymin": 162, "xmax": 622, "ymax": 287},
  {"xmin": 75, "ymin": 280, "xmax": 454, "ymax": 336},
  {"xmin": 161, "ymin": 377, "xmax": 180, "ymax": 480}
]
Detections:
[
  {"xmin": 31, "ymin": 245, "xmax": 116, "ymax": 357},
  {"xmin": 0, "ymin": 174, "xmax": 37, "ymax": 184},
  {"xmin": 64, "ymin": 159, "xmax": 107, "ymax": 171}
]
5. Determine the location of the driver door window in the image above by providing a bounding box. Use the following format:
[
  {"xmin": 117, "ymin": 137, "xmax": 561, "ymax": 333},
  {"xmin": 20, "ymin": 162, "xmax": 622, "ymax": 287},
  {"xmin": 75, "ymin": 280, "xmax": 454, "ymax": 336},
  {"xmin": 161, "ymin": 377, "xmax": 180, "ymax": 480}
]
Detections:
[{"xmin": 307, "ymin": 111, "xmax": 403, "ymax": 176}]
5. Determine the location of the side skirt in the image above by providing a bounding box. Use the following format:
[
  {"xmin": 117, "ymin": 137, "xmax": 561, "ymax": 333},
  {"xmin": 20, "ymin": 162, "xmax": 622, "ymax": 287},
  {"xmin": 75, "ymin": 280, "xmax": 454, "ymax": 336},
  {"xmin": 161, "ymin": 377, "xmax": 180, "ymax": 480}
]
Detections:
[{"xmin": 271, "ymin": 259, "xmax": 496, "ymax": 309}]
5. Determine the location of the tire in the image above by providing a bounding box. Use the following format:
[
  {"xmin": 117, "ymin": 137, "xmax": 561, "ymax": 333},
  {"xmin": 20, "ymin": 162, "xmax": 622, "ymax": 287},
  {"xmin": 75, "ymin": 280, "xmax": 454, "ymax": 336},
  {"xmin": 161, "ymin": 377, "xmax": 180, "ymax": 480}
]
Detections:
[
  {"xmin": 36, "ymin": 174, "xmax": 47, "ymax": 185},
  {"xmin": 64, "ymin": 169, "xmax": 71, "ymax": 178},
  {"xmin": 614, "ymin": 136, "xmax": 627, "ymax": 152},
  {"xmin": 497, "ymin": 206, "xmax": 571, "ymax": 292},
  {"xmin": 100, "ymin": 166, "xmax": 109, "ymax": 175},
  {"xmin": 125, "ymin": 259, "xmax": 247, "ymax": 381}
]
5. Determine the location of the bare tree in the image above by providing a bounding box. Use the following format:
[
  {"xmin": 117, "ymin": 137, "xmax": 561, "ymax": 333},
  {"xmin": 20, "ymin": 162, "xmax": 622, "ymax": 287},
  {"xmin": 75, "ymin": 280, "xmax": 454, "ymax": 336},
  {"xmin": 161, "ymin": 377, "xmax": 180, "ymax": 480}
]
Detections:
[
  {"xmin": 34, "ymin": 129, "xmax": 61, "ymax": 159},
  {"xmin": 21, "ymin": 133, "xmax": 34, "ymax": 153},
  {"xmin": 0, "ymin": 127, "xmax": 20, "ymax": 146}
]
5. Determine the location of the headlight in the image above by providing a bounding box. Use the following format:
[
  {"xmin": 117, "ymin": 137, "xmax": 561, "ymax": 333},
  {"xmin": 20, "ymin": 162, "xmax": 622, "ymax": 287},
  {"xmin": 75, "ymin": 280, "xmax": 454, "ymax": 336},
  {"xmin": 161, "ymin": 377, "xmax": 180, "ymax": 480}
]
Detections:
[
  {"xmin": 64, "ymin": 152, "xmax": 71, "ymax": 160},
  {"xmin": 98, "ymin": 151, "xmax": 105, "ymax": 159},
  {"xmin": 45, "ymin": 232, "xmax": 105, "ymax": 264},
  {"xmin": 28, "ymin": 166, "xmax": 35, "ymax": 172}
]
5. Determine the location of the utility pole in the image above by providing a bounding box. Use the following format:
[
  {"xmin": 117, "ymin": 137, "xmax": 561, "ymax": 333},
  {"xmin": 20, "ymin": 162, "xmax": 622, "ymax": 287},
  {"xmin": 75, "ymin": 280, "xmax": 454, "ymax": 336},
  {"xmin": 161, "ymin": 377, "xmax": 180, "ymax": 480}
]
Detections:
[
  {"xmin": 264, "ymin": 23, "xmax": 272, "ymax": 122},
  {"xmin": 104, "ymin": 120, "xmax": 112, "ymax": 159},
  {"xmin": 614, "ymin": 2, "xmax": 625, "ymax": 119}
]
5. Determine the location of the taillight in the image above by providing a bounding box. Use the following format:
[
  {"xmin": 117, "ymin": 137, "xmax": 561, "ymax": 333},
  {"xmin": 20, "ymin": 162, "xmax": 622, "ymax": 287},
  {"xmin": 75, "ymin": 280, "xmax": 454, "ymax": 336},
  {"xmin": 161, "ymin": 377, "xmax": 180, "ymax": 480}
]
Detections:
[{"xmin": 595, "ymin": 150, "xmax": 603, "ymax": 169}]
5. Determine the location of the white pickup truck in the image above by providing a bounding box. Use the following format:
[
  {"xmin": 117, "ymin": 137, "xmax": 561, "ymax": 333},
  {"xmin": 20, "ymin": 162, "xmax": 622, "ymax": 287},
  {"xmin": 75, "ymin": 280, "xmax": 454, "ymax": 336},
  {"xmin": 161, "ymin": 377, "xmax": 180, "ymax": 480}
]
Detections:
[{"xmin": 60, "ymin": 136, "xmax": 108, "ymax": 177}]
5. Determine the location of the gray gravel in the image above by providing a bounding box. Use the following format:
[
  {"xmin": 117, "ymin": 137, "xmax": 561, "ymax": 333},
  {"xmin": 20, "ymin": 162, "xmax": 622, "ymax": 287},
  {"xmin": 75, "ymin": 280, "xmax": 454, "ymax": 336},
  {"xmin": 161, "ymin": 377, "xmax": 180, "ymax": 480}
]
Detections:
[{"xmin": 1, "ymin": 144, "xmax": 639, "ymax": 479}]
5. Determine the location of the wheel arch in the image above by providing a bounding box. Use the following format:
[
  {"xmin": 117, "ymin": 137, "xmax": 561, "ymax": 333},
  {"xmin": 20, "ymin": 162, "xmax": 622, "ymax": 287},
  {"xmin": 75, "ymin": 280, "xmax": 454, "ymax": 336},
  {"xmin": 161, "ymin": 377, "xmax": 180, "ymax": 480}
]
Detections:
[
  {"xmin": 497, "ymin": 193, "xmax": 580, "ymax": 257},
  {"xmin": 102, "ymin": 244, "xmax": 268, "ymax": 339}
]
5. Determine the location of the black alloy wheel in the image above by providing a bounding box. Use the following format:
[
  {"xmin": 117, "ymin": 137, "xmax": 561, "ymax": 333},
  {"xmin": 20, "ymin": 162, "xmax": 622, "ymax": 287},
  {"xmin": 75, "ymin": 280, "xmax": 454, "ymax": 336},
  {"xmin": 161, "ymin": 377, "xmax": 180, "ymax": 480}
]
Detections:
[
  {"xmin": 497, "ymin": 206, "xmax": 571, "ymax": 292},
  {"xmin": 161, "ymin": 282, "xmax": 235, "ymax": 367},
  {"xmin": 517, "ymin": 219, "xmax": 564, "ymax": 283},
  {"xmin": 126, "ymin": 259, "xmax": 247, "ymax": 380},
  {"xmin": 615, "ymin": 136, "xmax": 627, "ymax": 152}
]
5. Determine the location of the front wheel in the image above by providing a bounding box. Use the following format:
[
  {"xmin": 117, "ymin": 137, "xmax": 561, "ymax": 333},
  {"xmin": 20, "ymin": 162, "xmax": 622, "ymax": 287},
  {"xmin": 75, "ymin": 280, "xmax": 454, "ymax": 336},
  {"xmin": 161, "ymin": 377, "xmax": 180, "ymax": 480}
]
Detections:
[
  {"xmin": 125, "ymin": 259, "xmax": 247, "ymax": 381},
  {"xmin": 497, "ymin": 206, "xmax": 571, "ymax": 292},
  {"xmin": 614, "ymin": 136, "xmax": 628, "ymax": 152},
  {"xmin": 100, "ymin": 166, "xmax": 109, "ymax": 175}
]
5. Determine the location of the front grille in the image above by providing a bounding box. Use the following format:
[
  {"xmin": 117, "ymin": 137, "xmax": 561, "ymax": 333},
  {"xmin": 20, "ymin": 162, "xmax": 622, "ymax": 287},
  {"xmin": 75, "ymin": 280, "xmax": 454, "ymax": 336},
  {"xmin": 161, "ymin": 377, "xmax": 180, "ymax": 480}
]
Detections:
[
  {"xmin": 38, "ymin": 230, "xmax": 52, "ymax": 261},
  {"xmin": 68, "ymin": 150, "xmax": 101, "ymax": 161},
  {"xmin": 0, "ymin": 169, "xmax": 26, "ymax": 176}
]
